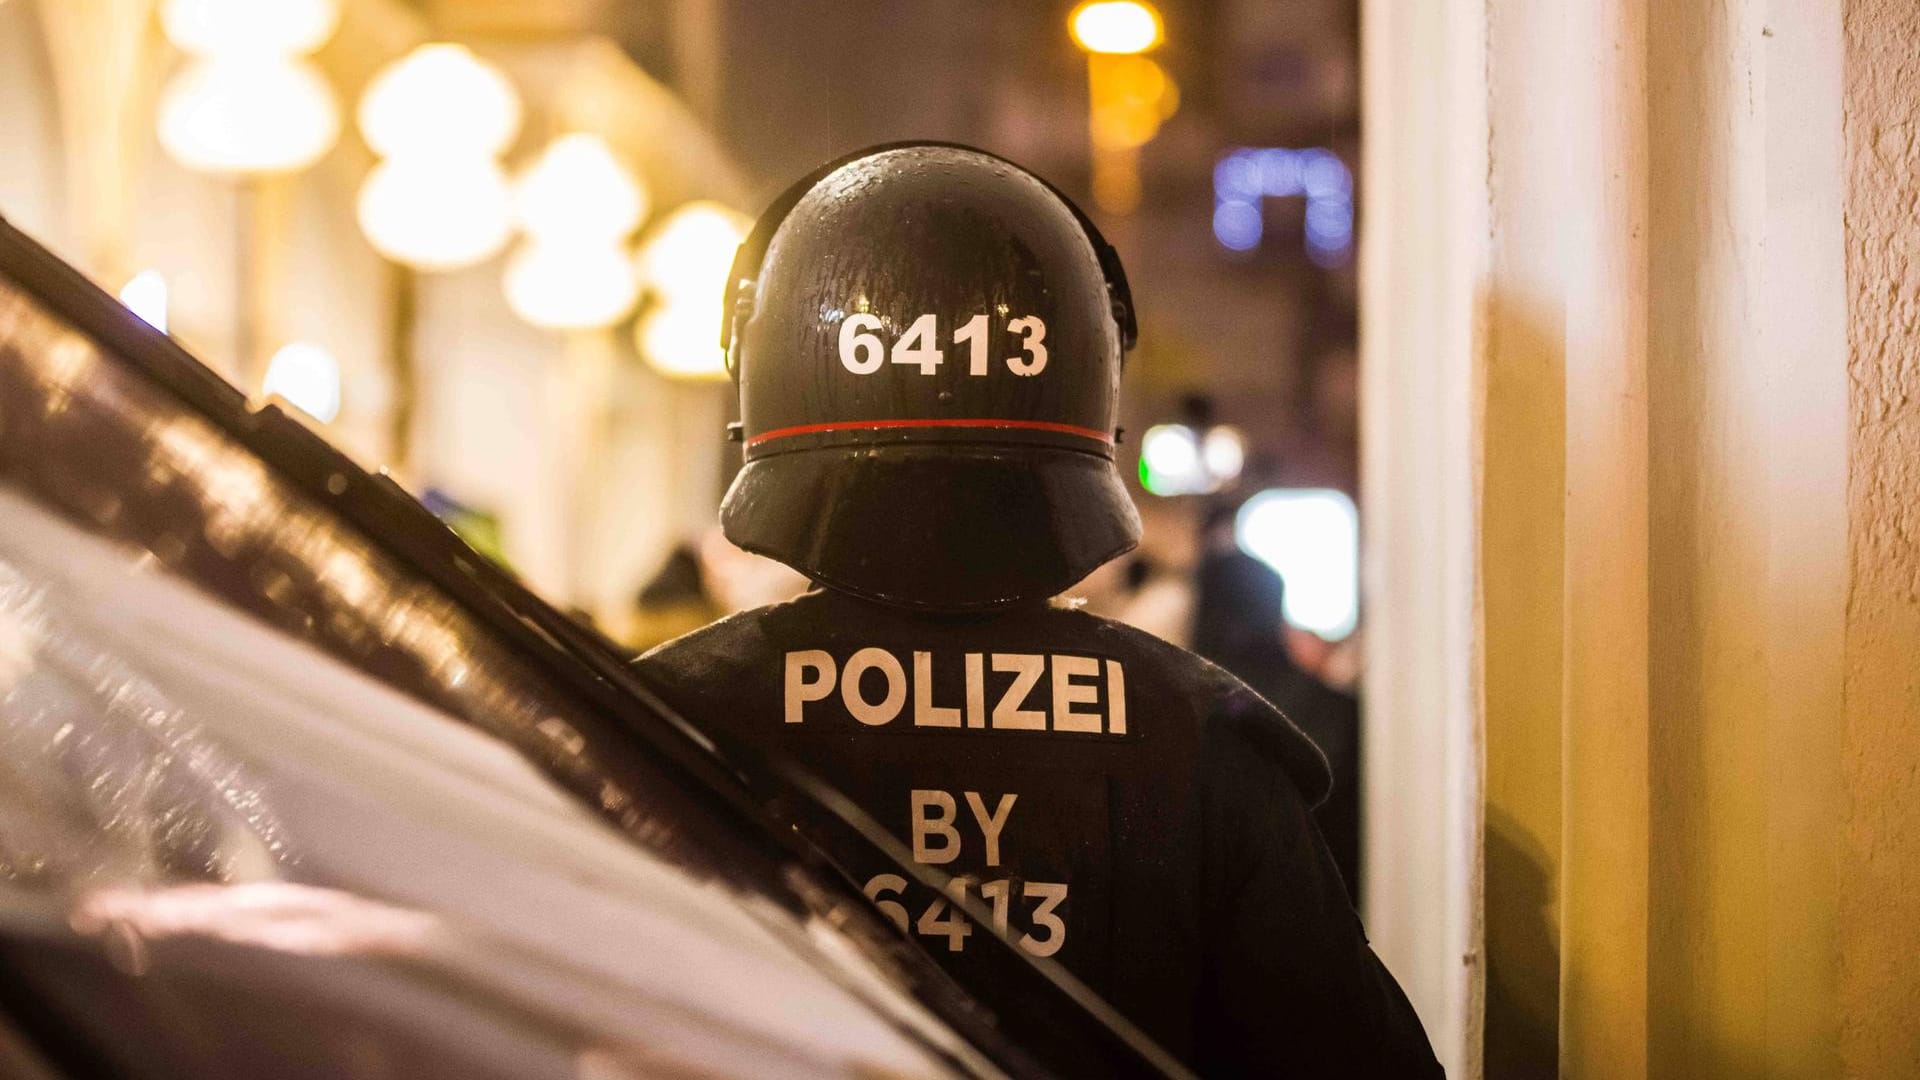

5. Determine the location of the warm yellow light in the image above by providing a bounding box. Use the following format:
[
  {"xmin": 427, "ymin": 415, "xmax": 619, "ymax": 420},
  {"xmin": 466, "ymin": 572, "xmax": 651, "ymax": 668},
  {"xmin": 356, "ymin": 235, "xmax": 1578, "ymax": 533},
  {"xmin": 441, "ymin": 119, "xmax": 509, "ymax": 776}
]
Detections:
[
  {"xmin": 1090, "ymin": 55, "xmax": 1177, "ymax": 149},
  {"xmin": 162, "ymin": 0, "xmax": 340, "ymax": 57},
  {"xmin": 1070, "ymin": 1, "xmax": 1162, "ymax": 55},
  {"xmin": 356, "ymin": 156, "xmax": 514, "ymax": 270},
  {"xmin": 637, "ymin": 302, "xmax": 728, "ymax": 381},
  {"xmin": 632, "ymin": 201, "xmax": 750, "ymax": 377},
  {"xmin": 262, "ymin": 341, "xmax": 342, "ymax": 422},
  {"xmin": 635, "ymin": 200, "xmax": 751, "ymax": 305},
  {"xmin": 503, "ymin": 240, "xmax": 641, "ymax": 330},
  {"xmin": 357, "ymin": 44, "xmax": 522, "ymax": 159},
  {"xmin": 158, "ymin": 57, "xmax": 340, "ymax": 175},
  {"xmin": 514, "ymin": 134, "xmax": 649, "ymax": 243}
]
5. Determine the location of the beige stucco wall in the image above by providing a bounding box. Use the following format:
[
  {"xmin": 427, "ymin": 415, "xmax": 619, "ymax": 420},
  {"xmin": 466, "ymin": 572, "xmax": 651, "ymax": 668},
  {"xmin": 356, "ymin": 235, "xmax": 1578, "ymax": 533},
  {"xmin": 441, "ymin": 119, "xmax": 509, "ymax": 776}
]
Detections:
[
  {"xmin": 1358, "ymin": 3, "xmax": 1485, "ymax": 1073},
  {"xmin": 1841, "ymin": 0, "xmax": 1920, "ymax": 1071},
  {"xmin": 1478, "ymin": 4, "xmax": 1566, "ymax": 1076},
  {"xmin": 1371, "ymin": 0, "xmax": 1919, "ymax": 1074}
]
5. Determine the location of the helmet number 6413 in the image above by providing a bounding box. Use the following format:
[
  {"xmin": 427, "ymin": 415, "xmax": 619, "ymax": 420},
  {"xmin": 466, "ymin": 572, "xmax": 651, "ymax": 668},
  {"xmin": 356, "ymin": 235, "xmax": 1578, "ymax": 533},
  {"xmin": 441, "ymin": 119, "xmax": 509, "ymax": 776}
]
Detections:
[{"xmin": 839, "ymin": 313, "xmax": 1047, "ymax": 377}]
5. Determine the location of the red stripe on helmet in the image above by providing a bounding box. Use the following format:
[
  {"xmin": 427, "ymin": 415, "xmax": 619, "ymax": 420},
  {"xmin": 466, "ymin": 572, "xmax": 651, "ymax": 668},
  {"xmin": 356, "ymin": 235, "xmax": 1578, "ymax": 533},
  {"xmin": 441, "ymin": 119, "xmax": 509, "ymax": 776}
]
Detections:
[{"xmin": 744, "ymin": 417, "xmax": 1113, "ymax": 448}]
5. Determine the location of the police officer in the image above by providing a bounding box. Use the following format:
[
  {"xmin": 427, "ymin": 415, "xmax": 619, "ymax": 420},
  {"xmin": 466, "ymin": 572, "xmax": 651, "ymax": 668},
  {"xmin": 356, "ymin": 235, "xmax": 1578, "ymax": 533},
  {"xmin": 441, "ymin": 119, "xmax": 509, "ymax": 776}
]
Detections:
[{"xmin": 633, "ymin": 143, "xmax": 1440, "ymax": 1077}]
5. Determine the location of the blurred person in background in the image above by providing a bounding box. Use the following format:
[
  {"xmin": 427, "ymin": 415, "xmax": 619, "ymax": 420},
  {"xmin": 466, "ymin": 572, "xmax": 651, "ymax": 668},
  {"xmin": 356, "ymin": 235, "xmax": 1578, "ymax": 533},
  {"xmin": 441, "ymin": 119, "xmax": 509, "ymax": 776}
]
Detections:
[
  {"xmin": 694, "ymin": 525, "xmax": 811, "ymax": 613},
  {"xmin": 626, "ymin": 528, "xmax": 810, "ymax": 651},
  {"xmin": 1191, "ymin": 541, "xmax": 1363, "ymax": 902},
  {"xmin": 627, "ymin": 542, "xmax": 723, "ymax": 652},
  {"xmin": 1100, "ymin": 497, "xmax": 1200, "ymax": 648}
]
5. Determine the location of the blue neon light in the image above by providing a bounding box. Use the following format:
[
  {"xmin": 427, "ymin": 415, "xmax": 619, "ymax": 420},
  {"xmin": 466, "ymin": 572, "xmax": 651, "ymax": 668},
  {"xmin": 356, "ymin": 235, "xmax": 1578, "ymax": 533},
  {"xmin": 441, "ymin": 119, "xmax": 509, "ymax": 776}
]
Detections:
[{"xmin": 1211, "ymin": 146, "xmax": 1353, "ymax": 265}]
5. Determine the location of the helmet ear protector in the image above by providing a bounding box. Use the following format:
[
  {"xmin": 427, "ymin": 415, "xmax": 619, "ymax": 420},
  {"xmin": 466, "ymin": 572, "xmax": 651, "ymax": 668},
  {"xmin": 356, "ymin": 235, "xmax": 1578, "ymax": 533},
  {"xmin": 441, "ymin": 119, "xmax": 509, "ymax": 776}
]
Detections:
[{"xmin": 718, "ymin": 140, "xmax": 1138, "ymax": 383}]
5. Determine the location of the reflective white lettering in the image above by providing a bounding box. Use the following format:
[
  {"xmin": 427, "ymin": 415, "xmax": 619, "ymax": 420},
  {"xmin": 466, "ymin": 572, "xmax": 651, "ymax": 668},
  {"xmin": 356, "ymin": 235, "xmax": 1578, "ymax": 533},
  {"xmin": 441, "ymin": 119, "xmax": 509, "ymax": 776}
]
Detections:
[
  {"xmin": 780, "ymin": 648, "xmax": 1129, "ymax": 736},
  {"xmin": 911, "ymin": 789, "xmax": 960, "ymax": 864},
  {"xmin": 839, "ymin": 313, "xmax": 885, "ymax": 374},
  {"xmin": 955, "ymin": 313, "xmax": 990, "ymax": 375},
  {"xmin": 874, "ymin": 873, "xmax": 1071, "ymax": 958},
  {"xmin": 842, "ymin": 647, "xmax": 907, "ymax": 725},
  {"xmin": 784, "ymin": 650, "xmax": 835, "ymax": 724},
  {"xmin": 913, "ymin": 650, "xmax": 961, "ymax": 727},
  {"xmin": 965, "ymin": 652, "xmax": 986, "ymax": 728},
  {"xmin": 891, "ymin": 313, "xmax": 942, "ymax": 374},
  {"xmin": 963, "ymin": 791, "xmax": 1018, "ymax": 867},
  {"xmin": 835, "ymin": 310, "xmax": 1048, "ymax": 378},
  {"xmin": 1021, "ymin": 881, "xmax": 1068, "ymax": 956},
  {"xmin": 1051, "ymin": 654, "xmax": 1102, "ymax": 732},
  {"xmin": 990, "ymin": 653, "xmax": 1046, "ymax": 729},
  {"xmin": 1006, "ymin": 315, "xmax": 1048, "ymax": 375},
  {"xmin": 863, "ymin": 874, "xmax": 909, "ymax": 933}
]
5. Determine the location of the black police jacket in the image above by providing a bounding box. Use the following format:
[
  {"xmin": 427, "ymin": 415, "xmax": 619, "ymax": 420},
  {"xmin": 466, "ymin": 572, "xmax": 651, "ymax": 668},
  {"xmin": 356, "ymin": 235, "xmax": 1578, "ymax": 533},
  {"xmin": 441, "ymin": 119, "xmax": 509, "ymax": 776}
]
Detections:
[{"xmin": 633, "ymin": 587, "xmax": 1441, "ymax": 1077}]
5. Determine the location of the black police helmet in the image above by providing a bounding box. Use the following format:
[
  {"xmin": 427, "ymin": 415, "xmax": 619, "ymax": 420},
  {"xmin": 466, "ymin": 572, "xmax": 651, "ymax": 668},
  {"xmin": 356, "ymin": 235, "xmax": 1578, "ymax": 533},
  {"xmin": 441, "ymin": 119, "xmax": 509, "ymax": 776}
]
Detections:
[{"xmin": 719, "ymin": 142, "xmax": 1142, "ymax": 612}]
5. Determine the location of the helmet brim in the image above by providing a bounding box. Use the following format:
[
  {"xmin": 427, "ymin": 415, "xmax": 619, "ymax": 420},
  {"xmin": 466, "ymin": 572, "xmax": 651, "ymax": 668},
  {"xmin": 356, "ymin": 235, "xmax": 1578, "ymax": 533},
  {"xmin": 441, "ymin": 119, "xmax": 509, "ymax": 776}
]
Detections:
[{"xmin": 720, "ymin": 445, "xmax": 1141, "ymax": 612}]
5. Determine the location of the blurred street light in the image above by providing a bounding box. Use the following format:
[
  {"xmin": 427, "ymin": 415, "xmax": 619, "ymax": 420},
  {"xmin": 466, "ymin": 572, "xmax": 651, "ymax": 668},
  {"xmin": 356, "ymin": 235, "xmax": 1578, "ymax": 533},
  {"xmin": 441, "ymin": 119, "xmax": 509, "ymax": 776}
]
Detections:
[
  {"xmin": 155, "ymin": 0, "xmax": 343, "ymax": 395},
  {"xmin": 633, "ymin": 200, "xmax": 750, "ymax": 380},
  {"xmin": 354, "ymin": 44, "xmax": 523, "ymax": 272},
  {"xmin": 1068, "ymin": 1, "xmax": 1174, "ymax": 215},
  {"xmin": 501, "ymin": 133, "xmax": 650, "ymax": 331},
  {"xmin": 1088, "ymin": 56, "xmax": 1177, "ymax": 150},
  {"xmin": 1141, "ymin": 423, "xmax": 1200, "ymax": 492},
  {"xmin": 1140, "ymin": 421, "xmax": 1245, "ymax": 496},
  {"xmin": 161, "ymin": 0, "xmax": 340, "ymax": 58},
  {"xmin": 1069, "ymin": 1, "xmax": 1162, "ymax": 55},
  {"xmin": 514, "ymin": 134, "xmax": 649, "ymax": 243},
  {"xmin": 1202, "ymin": 425, "xmax": 1246, "ymax": 481},
  {"xmin": 262, "ymin": 341, "xmax": 342, "ymax": 423},
  {"xmin": 358, "ymin": 44, "xmax": 522, "ymax": 161},
  {"xmin": 636, "ymin": 305, "xmax": 727, "ymax": 381},
  {"xmin": 157, "ymin": 0, "xmax": 342, "ymax": 177},
  {"xmin": 118, "ymin": 271, "xmax": 169, "ymax": 334},
  {"xmin": 635, "ymin": 200, "xmax": 749, "ymax": 304},
  {"xmin": 504, "ymin": 240, "xmax": 641, "ymax": 331},
  {"xmin": 356, "ymin": 156, "xmax": 515, "ymax": 270},
  {"xmin": 158, "ymin": 57, "xmax": 340, "ymax": 175}
]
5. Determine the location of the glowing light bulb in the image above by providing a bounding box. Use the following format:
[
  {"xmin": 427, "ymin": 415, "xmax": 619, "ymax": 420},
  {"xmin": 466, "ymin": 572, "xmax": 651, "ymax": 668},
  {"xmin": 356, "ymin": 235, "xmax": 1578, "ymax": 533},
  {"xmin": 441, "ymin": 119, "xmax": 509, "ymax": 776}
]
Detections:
[
  {"xmin": 1202, "ymin": 425, "xmax": 1246, "ymax": 482},
  {"xmin": 503, "ymin": 240, "xmax": 641, "ymax": 330},
  {"xmin": 1069, "ymin": 1, "xmax": 1162, "ymax": 55},
  {"xmin": 1140, "ymin": 423, "xmax": 1212, "ymax": 495},
  {"xmin": 357, "ymin": 44, "xmax": 522, "ymax": 159},
  {"xmin": 1212, "ymin": 200, "xmax": 1262, "ymax": 251},
  {"xmin": 262, "ymin": 342, "xmax": 342, "ymax": 422},
  {"xmin": 514, "ymin": 133, "xmax": 649, "ymax": 243},
  {"xmin": 636, "ymin": 201, "xmax": 751, "ymax": 305},
  {"xmin": 158, "ymin": 57, "xmax": 340, "ymax": 175},
  {"xmin": 356, "ymin": 155, "xmax": 515, "ymax": 271},
  {"xmin": 637, "ymin": 303, "xmax": 729, "ymax": 380},
  {"xmin": 162, "ymin": 0, "xmax": 340, "ymax": 57}
]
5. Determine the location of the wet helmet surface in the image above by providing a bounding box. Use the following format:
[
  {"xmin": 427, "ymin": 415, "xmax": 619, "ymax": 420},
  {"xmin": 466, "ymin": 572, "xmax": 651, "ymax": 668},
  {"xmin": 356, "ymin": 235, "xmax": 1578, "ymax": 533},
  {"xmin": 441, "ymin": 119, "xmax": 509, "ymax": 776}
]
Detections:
[{"xmin": 720, "ymin": 143, "xmax": 1141, "ymax": 612}]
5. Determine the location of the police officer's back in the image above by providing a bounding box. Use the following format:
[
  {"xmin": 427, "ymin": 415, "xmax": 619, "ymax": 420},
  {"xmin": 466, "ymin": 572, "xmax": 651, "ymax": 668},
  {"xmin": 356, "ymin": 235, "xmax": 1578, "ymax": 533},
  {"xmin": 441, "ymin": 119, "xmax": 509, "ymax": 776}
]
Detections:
[{"xmin": 633, "ymin": 144, "xmax": 1439, "ymax": 1077}]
